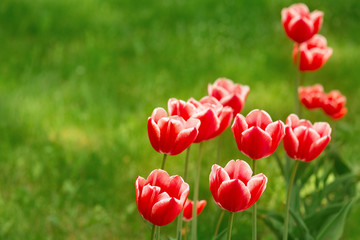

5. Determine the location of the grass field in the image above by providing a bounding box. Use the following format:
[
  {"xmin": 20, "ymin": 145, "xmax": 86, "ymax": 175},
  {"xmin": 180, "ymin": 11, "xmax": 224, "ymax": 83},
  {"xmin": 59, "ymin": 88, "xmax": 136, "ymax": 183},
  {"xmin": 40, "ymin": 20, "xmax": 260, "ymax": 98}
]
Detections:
[{"xmin": 0, "ymin": 0, "xmax": 359, "ymax": 239}]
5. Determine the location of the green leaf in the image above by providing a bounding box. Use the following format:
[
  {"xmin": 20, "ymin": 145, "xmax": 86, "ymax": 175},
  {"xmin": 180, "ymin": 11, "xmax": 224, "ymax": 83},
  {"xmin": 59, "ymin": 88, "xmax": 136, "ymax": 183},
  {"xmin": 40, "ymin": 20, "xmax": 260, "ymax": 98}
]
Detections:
[
  {"xmin": 316, "ymin": 199, "xmax": 355, "ymax": 240},
  {"xmin": 258, "ymin": 210, "xmax": 283, "ymax": 240},
  {"xmin": 304, "ymin": 203, "xmax": 344, "ymax": 236},
  {"xmin": 289, "ymin": 209, "xmax": 314, "ymax": 240},
  {"xmin": 321, "ymin": 174, "xmax": 356, "ymax": 200}
]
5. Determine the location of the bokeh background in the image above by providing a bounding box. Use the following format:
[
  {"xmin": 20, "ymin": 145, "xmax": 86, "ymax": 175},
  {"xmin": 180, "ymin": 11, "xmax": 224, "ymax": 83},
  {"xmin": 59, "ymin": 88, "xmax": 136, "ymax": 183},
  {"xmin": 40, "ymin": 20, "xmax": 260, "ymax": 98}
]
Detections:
[{"xmin": 0, "ymin": 0, "xmax": 359, "ymax": 239}]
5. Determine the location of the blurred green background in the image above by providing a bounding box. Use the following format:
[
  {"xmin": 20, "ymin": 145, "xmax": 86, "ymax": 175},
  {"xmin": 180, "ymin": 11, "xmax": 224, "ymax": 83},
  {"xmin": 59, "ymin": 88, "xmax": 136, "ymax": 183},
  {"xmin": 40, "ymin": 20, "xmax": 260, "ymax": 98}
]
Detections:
[{"xmin": 0, "ymin": 0, "xmax": 359, "ymax": 239}]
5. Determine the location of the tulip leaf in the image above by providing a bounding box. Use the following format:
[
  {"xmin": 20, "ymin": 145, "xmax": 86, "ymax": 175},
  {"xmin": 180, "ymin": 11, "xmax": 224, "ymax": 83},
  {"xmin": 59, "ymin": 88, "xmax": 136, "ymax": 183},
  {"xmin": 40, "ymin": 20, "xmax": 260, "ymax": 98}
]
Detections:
[
  {"xmin": 289, "ymin": 209, "xmax": 314, "ymax": 240},
  {"xmin": 258, "ymin": 209, "xmax": 283, "ymax": 239},
  {"xmin": 321, "ymin": 173, "xmax": 356, "ymax": 200},
  {"xmin": 315, "ymin": 199, "xmax": 355, "ymax": 240},
  {"xmin": 327, "ymin": 148, "xmax": 351, "ymax": 175},
  {"xmin": 304, "ymin": 202, "xmax": 344, "ymax": 236}
]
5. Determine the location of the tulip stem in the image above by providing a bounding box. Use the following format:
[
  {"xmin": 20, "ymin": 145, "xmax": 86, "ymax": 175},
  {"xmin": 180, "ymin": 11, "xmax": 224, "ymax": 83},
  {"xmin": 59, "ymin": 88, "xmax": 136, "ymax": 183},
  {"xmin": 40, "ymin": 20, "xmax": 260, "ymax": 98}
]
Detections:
[
  {"xmin": 176, "ymin": 146, "xmax": 192, "ymax": 240},
  {"xmin": 161, "ymin": 154, "xmax": 167, "ymax": 170},
  {"xmin": 274, "ymin": 152, "xmax": 285, "ymax": 179},
  {"xmin": 151, "ymin": 224, "xmax": 156, "ymax": 240},
  {"xmin": 156, "ymin": 226, "xmax": 160, "ymax": 240},
  {"xmin": 252, "ymin": 159, "xmax": 257, "ymax": 240},
  {"xmin": 217, "ymin": 134, "xmax": 222, "ymax": 164},
  {"xmin": 192, "ymin": 142, "xmax": 204, "ymax": 240},
  {"xmin": 283, "ymin": 160, "xmax": 299, "ymax": 240},
  {"xmin": 227, "ymin": 212, "xmax": 235, "ymax": 240},
  {"xmin": 213, "ymin": 210, "xmax": 225, "ymax": 240},
  {"xmin": 184, "ymin": 146, "xmax": 191, "ymax": 182},
  {"xmin": 295, "ymin": 43, "xmax": 301, "ymax": 115}
]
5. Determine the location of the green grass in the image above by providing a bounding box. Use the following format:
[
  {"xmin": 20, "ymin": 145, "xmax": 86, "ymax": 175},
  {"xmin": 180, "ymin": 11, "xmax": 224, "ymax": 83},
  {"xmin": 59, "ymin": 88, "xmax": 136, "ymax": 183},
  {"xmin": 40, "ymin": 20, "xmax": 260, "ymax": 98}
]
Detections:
[{"xmin": 0, "ymin": 0, "xmax": 359, "ymax": 239}]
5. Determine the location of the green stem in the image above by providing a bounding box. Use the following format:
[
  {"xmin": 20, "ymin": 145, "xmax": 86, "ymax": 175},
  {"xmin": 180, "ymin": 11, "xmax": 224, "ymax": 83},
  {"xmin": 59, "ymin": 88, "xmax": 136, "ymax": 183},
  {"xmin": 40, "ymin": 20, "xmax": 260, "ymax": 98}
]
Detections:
[
  {"xmin": 283, "ymin": 160, "xmax": 299, "ymax": 240},
  {"xmin": 177, "ymin": 147, "xmax": 191, "ymax": 240},
  {"xmin": 217, "ymin": 135, "xmax": 222, "ymax": 164},
  {"xmin": 184, "ymin": 146, "xmax": 191, "ymax": 182},
  {"xmin": 191, "ymin": 142, "xmax": 204, "ymax": 240},
  {"xmin": 161, "ymin": 154, "xmax": 167, "ymax": 170},
  {"xmin": 295, "ymin": 43, "xmax": 301, "ymax": 115},
  {"xmin": 156, "ymin": 225, "xmax": 160, "ymax": 240},
  {"xmin": 151, "ymin": 224, "xmax": 156, "ymax": 240},
  {"xmin": 213, "ymin": 210, "xmax": 225, "ymax": 240},
  {"xmin": 274, "ymin": 152, "xmax": 285, "ymax": 179},
  {"xmin": 252, "ymin": 159, "xmax": 257, "ymax": 240},
  {"xmin": 227, "ymin": 212, "xmax": 235, "ymax": 240}
]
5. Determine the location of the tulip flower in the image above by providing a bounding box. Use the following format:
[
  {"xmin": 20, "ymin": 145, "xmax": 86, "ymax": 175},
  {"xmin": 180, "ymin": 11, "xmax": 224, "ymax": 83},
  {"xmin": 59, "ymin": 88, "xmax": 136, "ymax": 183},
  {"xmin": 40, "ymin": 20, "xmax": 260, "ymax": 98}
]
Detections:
[
  {"xmin": 207, "ymin": 78, "xmax": 250, "ymax": 116},
  {"xmin": 182, "ymin": 199, "xmax": 207, "ymax": 221},
  {"xmin": 147, "ymin": 108, "xmax": 200, "ymax": 155},
  {"xmin": 283, "ymin": 114, "xmax": 331, "ymax": 162},
  {"xmin": 293, "ymin": 34, "xmax": 333, "ymax": 71},
  {"xmin": 281, "ymin": 3, "xmax": 323, "ymax": 43},
  {"xmin": 135, "ymin": 169, "xmax": 190, "ymax": 226},
  {"xmin": 322, "ymin": 90, "xmax": 347, "ymax": 120},
  {"xmin": 168, "ymin": 97, "xmax": 233, "ymax": 143},
  {"xmin": 231, "ymin": 109, "xmax": 285, "ymax": 159},
  {"xmin": 209, "ymin": 159, "xmax": 267, "ymax": 212},
  {"xmin": 298, "ymin": 84, "xmax": 325, "ymax": 109}
]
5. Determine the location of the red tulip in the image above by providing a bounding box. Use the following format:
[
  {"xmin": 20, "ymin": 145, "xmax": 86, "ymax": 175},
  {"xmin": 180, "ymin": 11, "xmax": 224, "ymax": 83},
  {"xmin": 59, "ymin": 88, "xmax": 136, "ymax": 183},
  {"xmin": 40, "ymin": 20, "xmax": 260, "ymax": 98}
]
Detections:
[
  {"xmin": 298, "ymin": 84, "xmax": 325, "ymax": 109},
  {"xmin": 281, "ymin": 3, "xmax": 323, "ymax": 43},
  {"xmin": 182, "ymin": 199, "xmax": 207, "ymax": 221},
  {"xmin": 207, "ymin": 78, "xmax": 250, "ymax": 116},
  {"xmin": 209, "ymin": 160, "xmax": 267, "ymax": 212},
  {"xmin": 283, "ymin": 114, "xmax": 331, "ymax": 162},
  {"xmin": 168, "ymin": 97, "xmax": 233, "ymax": 143},
  {"xmin": 293, "ymin": 34, "xmax": 333, "ymax": 71},
  {"xmin": 168, "ymin": 98, "xmax": 198, "ymax": 121},
  {"xmin": 322, "ymin": 90, "xmax": 347, "ymax": 120},
  {"xmin": 231, "ymin": 110, "xmax": 285, "ymax": 159},
  {"xmin": 147, "ymin": 108, "xmax": 200, "ymax": 155},
  {"xmin": 135, "ymin": 169, "xmax": 190, "ymax": 226}
]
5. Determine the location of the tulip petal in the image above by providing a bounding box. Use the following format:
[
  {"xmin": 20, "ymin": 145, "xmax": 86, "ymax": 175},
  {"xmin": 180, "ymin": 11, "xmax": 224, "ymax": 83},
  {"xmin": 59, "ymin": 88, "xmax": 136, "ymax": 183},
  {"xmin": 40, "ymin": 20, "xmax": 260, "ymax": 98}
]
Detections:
[
  {"xmin": 167, "ymin": 175, "xmax": 189, "ymax": 203},
  {"xmin": 151, "ymin": 108, "xmax": 167, "ymax": 123},
  {"xmin": 245, "ymin": 109, "xmax": 273, "ymax": 129},
  {"xmin": 196, "ymin": 200, "xmax": 207, "ymax": 216},
  {"xmin": 160, "ymin": 118, "xmax": 184, "ymax": 154},
  {"xmin": 217, "ymin": 179, "xmax": 251, "ymax": 212},
  {"xmin": 182, "ymin": 200, "xmax": 207, "ymax": 221},
  {"xmin": 193, "ymin": 108, "xmax": 219, "ymax": 143},
  {"xmin": 306, "ymin": 136, "xmax": 330, "ymax": 162},
  {"xmin": 246, "ymin": 173, "xmax": 267, "ymax": 209},
  {"xmin": 208, "ymin": 84, "xmax": 228, "ymax": 100},
  {"xmin": 135, "ymin": 176, "xmax": 146, "ymax": 204},
  {"xmin": 265, "ymin": 120, "xmax": 285, "ymax": 153},
  {"xmin": 138, "ymin": 184, "xmax": 162, "ymax": 221},
  {"xmin": 145, "ymin": 169, "xmax": 171, "ymax": 191},
  {"xmin": 214, "ymin": 78, "xmax": 234, "ymax": 91},
  {"xmin": 209, "ymin": 165, "xmax": 230, "ymax": 203},
  {"xmin": 171, "ymin": 127, "xmax": 198, "ymax": 155},
  {"xmin": 294, "ymin": 127, "xmax": 320, "ymax": 160},
  {"xmin": 168, "ymin": 98, "xmax": 196, "ymax": 121},
  {"xmin": 312, "ymin": 122, "xmax": 331, "ymax": 137},
  {"xmin": 330, "ymin": 107, "xmax": 347, "ymax": 120},
  {"xmin": 241, "ymin": 127, "xmax": 272, "ymax": 159},
  {"xmin": 310, "ymin": 10, "xmax": 323, "ymax": 34},
  {"xmin": 288, "ymin": 17, "xmax": 314, "ymax": 43},
  {"xmin": 220, "ymin": 94, "xmax": 243, "ymax": 115},
  {"xmin": 224, "ymin": 160, "xmax": 252, "ymax": 184},
  {"xmin": 231, "ymin": 114, "xmax": 248, "ymax": 136},
  {"xmin": 210, "ymin": 106, "xmax": 233, "ymax": 139},
  {"xmin": 147, "ymin": 118, "xmax": 161, "ymax": 153},
  {"xmin": 151, "ymin": 197, "xmax": 182, "ymax": 226},
  {"xmin": 283, "ymin": 126, "xmax": 299, "ymax": 159}
]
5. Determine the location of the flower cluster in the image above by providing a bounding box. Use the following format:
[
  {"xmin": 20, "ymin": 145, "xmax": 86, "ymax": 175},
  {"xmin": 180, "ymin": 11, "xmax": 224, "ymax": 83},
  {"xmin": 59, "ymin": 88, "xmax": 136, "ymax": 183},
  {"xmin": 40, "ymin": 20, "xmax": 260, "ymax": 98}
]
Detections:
[
  {"xmin": 299, "ymin": 84, "xmax": 347, "ymax": 119},
  {"xmin": 133, "ymin": 3, "xmax": 347, "ymax": 240}
]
